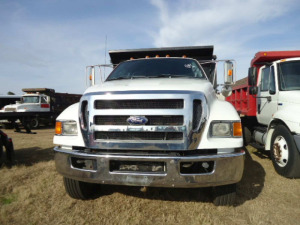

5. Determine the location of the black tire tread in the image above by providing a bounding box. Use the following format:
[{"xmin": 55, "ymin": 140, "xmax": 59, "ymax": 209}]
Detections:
[{"xmin": 63, "ymin": 177, "xmax": 100, "ymax": 200}]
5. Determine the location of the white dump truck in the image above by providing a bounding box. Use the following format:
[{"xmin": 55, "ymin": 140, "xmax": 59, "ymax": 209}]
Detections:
[
  {"xmin": 227, "ymin": 50, "xmax": 300, "ymax": 178},
  {"xmin": 0, "ymin": 88, "xmax": 81, "ymax": 132},
  {"xmin": 53, "ymin": 46, "xmax": 245, "ymax": 205}
]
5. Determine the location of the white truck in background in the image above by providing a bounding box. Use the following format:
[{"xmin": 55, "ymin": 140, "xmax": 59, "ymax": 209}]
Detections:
[
  {"xmin": 53, "ymin": 46, "xmax": 245, "ymax": 206},
  {"xmin": 0, "ymin": 88, "xmax": 81, "ymax": 132}
]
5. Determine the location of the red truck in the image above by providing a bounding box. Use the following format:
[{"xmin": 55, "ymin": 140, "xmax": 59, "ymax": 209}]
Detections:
[{"xmin": 226, "ymin": 50, "xmax": 300, "ymax": 178}]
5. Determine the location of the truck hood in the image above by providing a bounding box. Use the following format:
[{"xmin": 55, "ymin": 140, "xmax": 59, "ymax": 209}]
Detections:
[
  {"xmin": 1, "ymin": 103, "xmax": 39, "ymax": 112},
  {"xmin": 84, "ymin": 78, "xmax": 213, "ymax": 94},
  {"xmin": 279, "ymin": 91, "xmax": 300, "ymax": 105}
]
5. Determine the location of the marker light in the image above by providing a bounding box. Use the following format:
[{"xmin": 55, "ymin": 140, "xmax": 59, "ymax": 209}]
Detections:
[
  {"xmin": 155, "ymin": 55, "xmax": 159, "ymax": 58},
  {"xmin": 233, "ymin": 122, "xmax": 242, "ymax": 137},
  {"xmin": 166, "ymin": 54, "xmax": 170, "ymax": 57},
  {"xmin": 264, "ymin": 52, "xmax": 267, "ymax": 56},
  {"xmin": 130, "ymin": 57, "xmax": 134, "ymax": 60},
  {"xmin": 145, "ymin": 56, "xmax": 150, "ymax": 58},
  {"xmin": 89, "ymin": 74, "xmax": 92, "ymax": 80},
  {"xmin": 182, "ymin": 55, "xmax": 187, "ymax": 58},
  {"xmin": 55, "ymin": 121, "xmax": 62, "ymax": 135},
  {"xmin": 228, "ymin": 69, "xmax": 233, "ymax": 76}
]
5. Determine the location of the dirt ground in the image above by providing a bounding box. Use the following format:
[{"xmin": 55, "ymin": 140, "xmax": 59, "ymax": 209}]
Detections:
[{"xmin": 0, "ymin": 128, "xmax": 300, "ymax": 225}]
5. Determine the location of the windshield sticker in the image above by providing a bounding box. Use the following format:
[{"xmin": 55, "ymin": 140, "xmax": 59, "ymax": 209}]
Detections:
[{"xmin": 184, "ymin": 64, "xmax": 192, "ymax": 68}]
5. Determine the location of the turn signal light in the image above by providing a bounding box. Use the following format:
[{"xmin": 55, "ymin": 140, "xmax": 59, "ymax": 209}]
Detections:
[
  {"xmin": 166, "ymin": 54, "xmax": 170, "ymax": 57},
  {"xmin": 55, "ymin": 121, "xmax": 62, "ymax": 135},
  {"xmin": 182, "ymin": 55, "xmax": 187, "ymax": 58},
  {"xmin": 145, "ymin": 56, "xmax": 150, "ymax": 58},
  {"xmin": 228, "ymin": 69, "xmax": 233, "ymax": 76},
  {"xmin": 155, "ymin": 55, "xmax": 159, "ymax": 58},
  {"xmin": 233, "ymin": 122, "xmax": 242, "ymax": 137}
]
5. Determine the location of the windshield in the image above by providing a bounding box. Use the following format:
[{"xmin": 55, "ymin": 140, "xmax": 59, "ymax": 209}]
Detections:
[
  {"xmin": 23, "ymin": 96, "xmax": 40, "ymax": 103},
  {"xmin": 106, "ymin": 58, "xmax": 206, "ymax": 81},
  {"xmin": 278, "ymin": 60, "xmax": 300, "ymax": 91}
]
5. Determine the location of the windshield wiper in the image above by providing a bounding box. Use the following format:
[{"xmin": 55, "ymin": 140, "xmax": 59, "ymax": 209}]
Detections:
[
  {"xmin": 149, "ymin": 74, "xmax": 197, "ymax": 78},
  {"xmin": 131, "ymin": 75, "xmax": 148, "ymax": 79},
  {"xmin": 107, "ymin": 77, "xmax": 130, "ymax": 81}
]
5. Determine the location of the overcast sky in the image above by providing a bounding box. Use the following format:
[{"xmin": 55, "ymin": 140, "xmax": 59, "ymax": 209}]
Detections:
[{"xmin": 1, "ymin": 0, "xmax": 300, "ymax": 95}]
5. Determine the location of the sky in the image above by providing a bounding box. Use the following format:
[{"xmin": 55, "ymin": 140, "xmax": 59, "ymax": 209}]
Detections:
[{"xmin": 1, "ymin": 0, "xmax": 300, "ymax": 95}]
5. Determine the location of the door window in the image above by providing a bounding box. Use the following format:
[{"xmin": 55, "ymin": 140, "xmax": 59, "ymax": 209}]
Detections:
[{"xmin": 260, "ymin": 67, "xmax": 270, "ymax": 92}]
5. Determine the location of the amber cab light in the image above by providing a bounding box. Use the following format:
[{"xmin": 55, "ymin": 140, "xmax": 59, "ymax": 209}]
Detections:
[
  {"xmin": 55, "ymin": 121, "xmax": 62, "ymax": 135},
  {"xmin": 233, "ymin": 122, "xmax": 242, "ymax": 137}
]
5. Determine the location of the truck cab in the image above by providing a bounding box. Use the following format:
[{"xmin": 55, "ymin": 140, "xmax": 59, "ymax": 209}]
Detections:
[{"xmin": 53, "ymin": 46, "xmax": 245, "ymax": 205}]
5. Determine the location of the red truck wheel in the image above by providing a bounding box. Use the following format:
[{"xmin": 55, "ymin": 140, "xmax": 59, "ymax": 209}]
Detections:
[
  {"xmin": 63, "ymin": 177, "xmax": 101, "ymax": 200},
  {"xmin": 271, "ymin": 125, "xmax": 300, "ymax": 178}
]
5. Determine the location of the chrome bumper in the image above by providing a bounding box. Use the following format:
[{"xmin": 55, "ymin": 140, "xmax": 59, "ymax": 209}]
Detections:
[{"xmin": 54, "ymin": 147, "xmax": 245, "ymax": 188}]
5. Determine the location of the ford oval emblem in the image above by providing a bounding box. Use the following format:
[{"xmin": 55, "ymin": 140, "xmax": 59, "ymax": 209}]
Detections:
[{"xmin": 127, "ymin": 116, "xmax": 148, "ymax": 125}]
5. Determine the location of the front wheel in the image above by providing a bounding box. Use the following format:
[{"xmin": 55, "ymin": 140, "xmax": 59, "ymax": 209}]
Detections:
[
  {"xmin": 212, "ymin": 183, "xmax": 236, "ymax": 206},
  {"xmin": 63, "ymin": 177, "xmax": 101, "ymax": 200},
  {"xmin": 30, "ymin": 118, "xmax": 39, "ymax": 129},
  {"xmin": 270, "ymin": 125, "xmax": 300, "ymax": 178}
]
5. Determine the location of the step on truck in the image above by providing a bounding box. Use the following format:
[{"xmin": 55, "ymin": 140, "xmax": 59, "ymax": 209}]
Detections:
[
  {"xmin": 53, "ymin": 46, "xmax": 245, "ymax": 206},
  {"xmin": 0, "ymin": 88, "xmax": 81, "ymax": 132},
  {"xmin": 226, "ymin": 50, "xmax": 300, "ymax": 178}
]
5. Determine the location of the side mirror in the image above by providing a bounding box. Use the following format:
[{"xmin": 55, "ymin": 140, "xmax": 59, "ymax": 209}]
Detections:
[
  {"xmin": 224, "ymin": 61, "xmax": 235, "ymax": 85},
  {"xmin": 249, "ymin": 86, "xmax": 258, "ymax": 95},
  {"xmin": 221, "ymin": 86, "xmax": 232, "ymax": 97},
  {"xmin": 86, "ymin": 66, "xmax": 95, "ymax": 87},
  {"xmin": 248, "ymin": 67, "xmax": 257, "ymax": 86}
]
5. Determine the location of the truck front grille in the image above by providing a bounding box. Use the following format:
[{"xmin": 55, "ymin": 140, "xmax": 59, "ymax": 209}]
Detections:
[
  {"xmin": 94, "ymin": 99, "xmax": 184, "ymax": 109},
  {"xmin": 94, "ymin": 115, "xmax": 184, "ymax": 126},
  {"xmin": 94, "ymin": 131, "xmax": 183, "ymax": 140}
]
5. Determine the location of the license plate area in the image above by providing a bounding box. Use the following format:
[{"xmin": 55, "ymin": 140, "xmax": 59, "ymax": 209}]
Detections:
[{"xmin": 109, "ymin": 160, "xmax": 166, "ymax": 174}]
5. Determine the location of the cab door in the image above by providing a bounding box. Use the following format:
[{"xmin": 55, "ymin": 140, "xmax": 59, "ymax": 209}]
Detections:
[{"xmin": 256, "ymin": 65, "xmax": 278, "ymax": 125}]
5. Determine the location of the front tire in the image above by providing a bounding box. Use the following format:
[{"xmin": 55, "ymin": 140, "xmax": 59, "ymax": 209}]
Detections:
[
  {"xmin": 212, "ymin": 183, "xmax": 236, "ymax": 206},
  {"xmin": 30, "ymin": 118, "xmax": 39, "ymax": 129},
  {"xmin": 63, "ymin": 177, "xmax": 101, "ymax": 200},
  {"xmin": 270, "ymin": 125, "xmax": 300, "ymax": 178}
]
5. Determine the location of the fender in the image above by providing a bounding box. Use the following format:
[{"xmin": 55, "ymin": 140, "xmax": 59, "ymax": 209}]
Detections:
[{"xmin": 53, "ymin": 103, "xmax": 85, "ymax": 147}]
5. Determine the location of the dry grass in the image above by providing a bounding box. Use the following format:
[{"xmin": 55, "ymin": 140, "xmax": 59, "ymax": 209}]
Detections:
[{"xmin": 0, "ymin": 128, "xmax": 300, "ymax": 225}]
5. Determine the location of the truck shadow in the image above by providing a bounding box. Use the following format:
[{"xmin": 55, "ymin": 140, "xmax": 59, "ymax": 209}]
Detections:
[
  {"xmin": 13, "ymin": 147, "xmax": 54, "ymax": 166},
  {"xmin": 100, "ymin": 148, "xmax": 266, "ymax": 205},
  {"xmin": 100, "ymin": 185, "xmax": 211, "ymax": 203},
  {"xmin": 235, "ymin": 147, "xmax": 266, "ymax": 206}
]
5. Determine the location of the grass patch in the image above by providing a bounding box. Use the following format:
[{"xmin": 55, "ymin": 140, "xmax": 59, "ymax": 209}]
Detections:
[{"xmin": 0, "ymin": 194, "xmax": 17, "ymax": 205}]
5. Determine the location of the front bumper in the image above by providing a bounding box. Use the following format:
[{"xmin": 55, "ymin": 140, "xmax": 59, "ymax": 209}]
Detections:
[{"xmin": 54, "ymin": 147, "xmax": 245, "ymax": 188}]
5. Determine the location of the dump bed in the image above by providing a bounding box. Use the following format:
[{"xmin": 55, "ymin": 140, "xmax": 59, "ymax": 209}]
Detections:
[{"xmin": 109, "ymin": 45, "xmax": 217, "ymax": 84}]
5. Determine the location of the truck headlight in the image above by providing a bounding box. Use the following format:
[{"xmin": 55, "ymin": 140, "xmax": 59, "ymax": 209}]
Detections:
[
  {"xmin": 55, "ymin": 120, "xmax": 78, "ymax": 136},
  {"xmin": 210, "ymin": 121, "xmax": 242, "ymax": 137}
]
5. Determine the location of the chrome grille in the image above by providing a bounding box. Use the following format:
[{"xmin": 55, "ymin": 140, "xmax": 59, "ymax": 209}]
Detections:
[
  {"xmin": 94, "ymin": 131, "xmax": 183, "ymax": 140},
  {"xmin": 94, "ymin": 115, "xmax": 184, "ymax": 126},
  {"xmin": 94, "ymin": 99, "xmax": 184, "ymax": 109}
]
